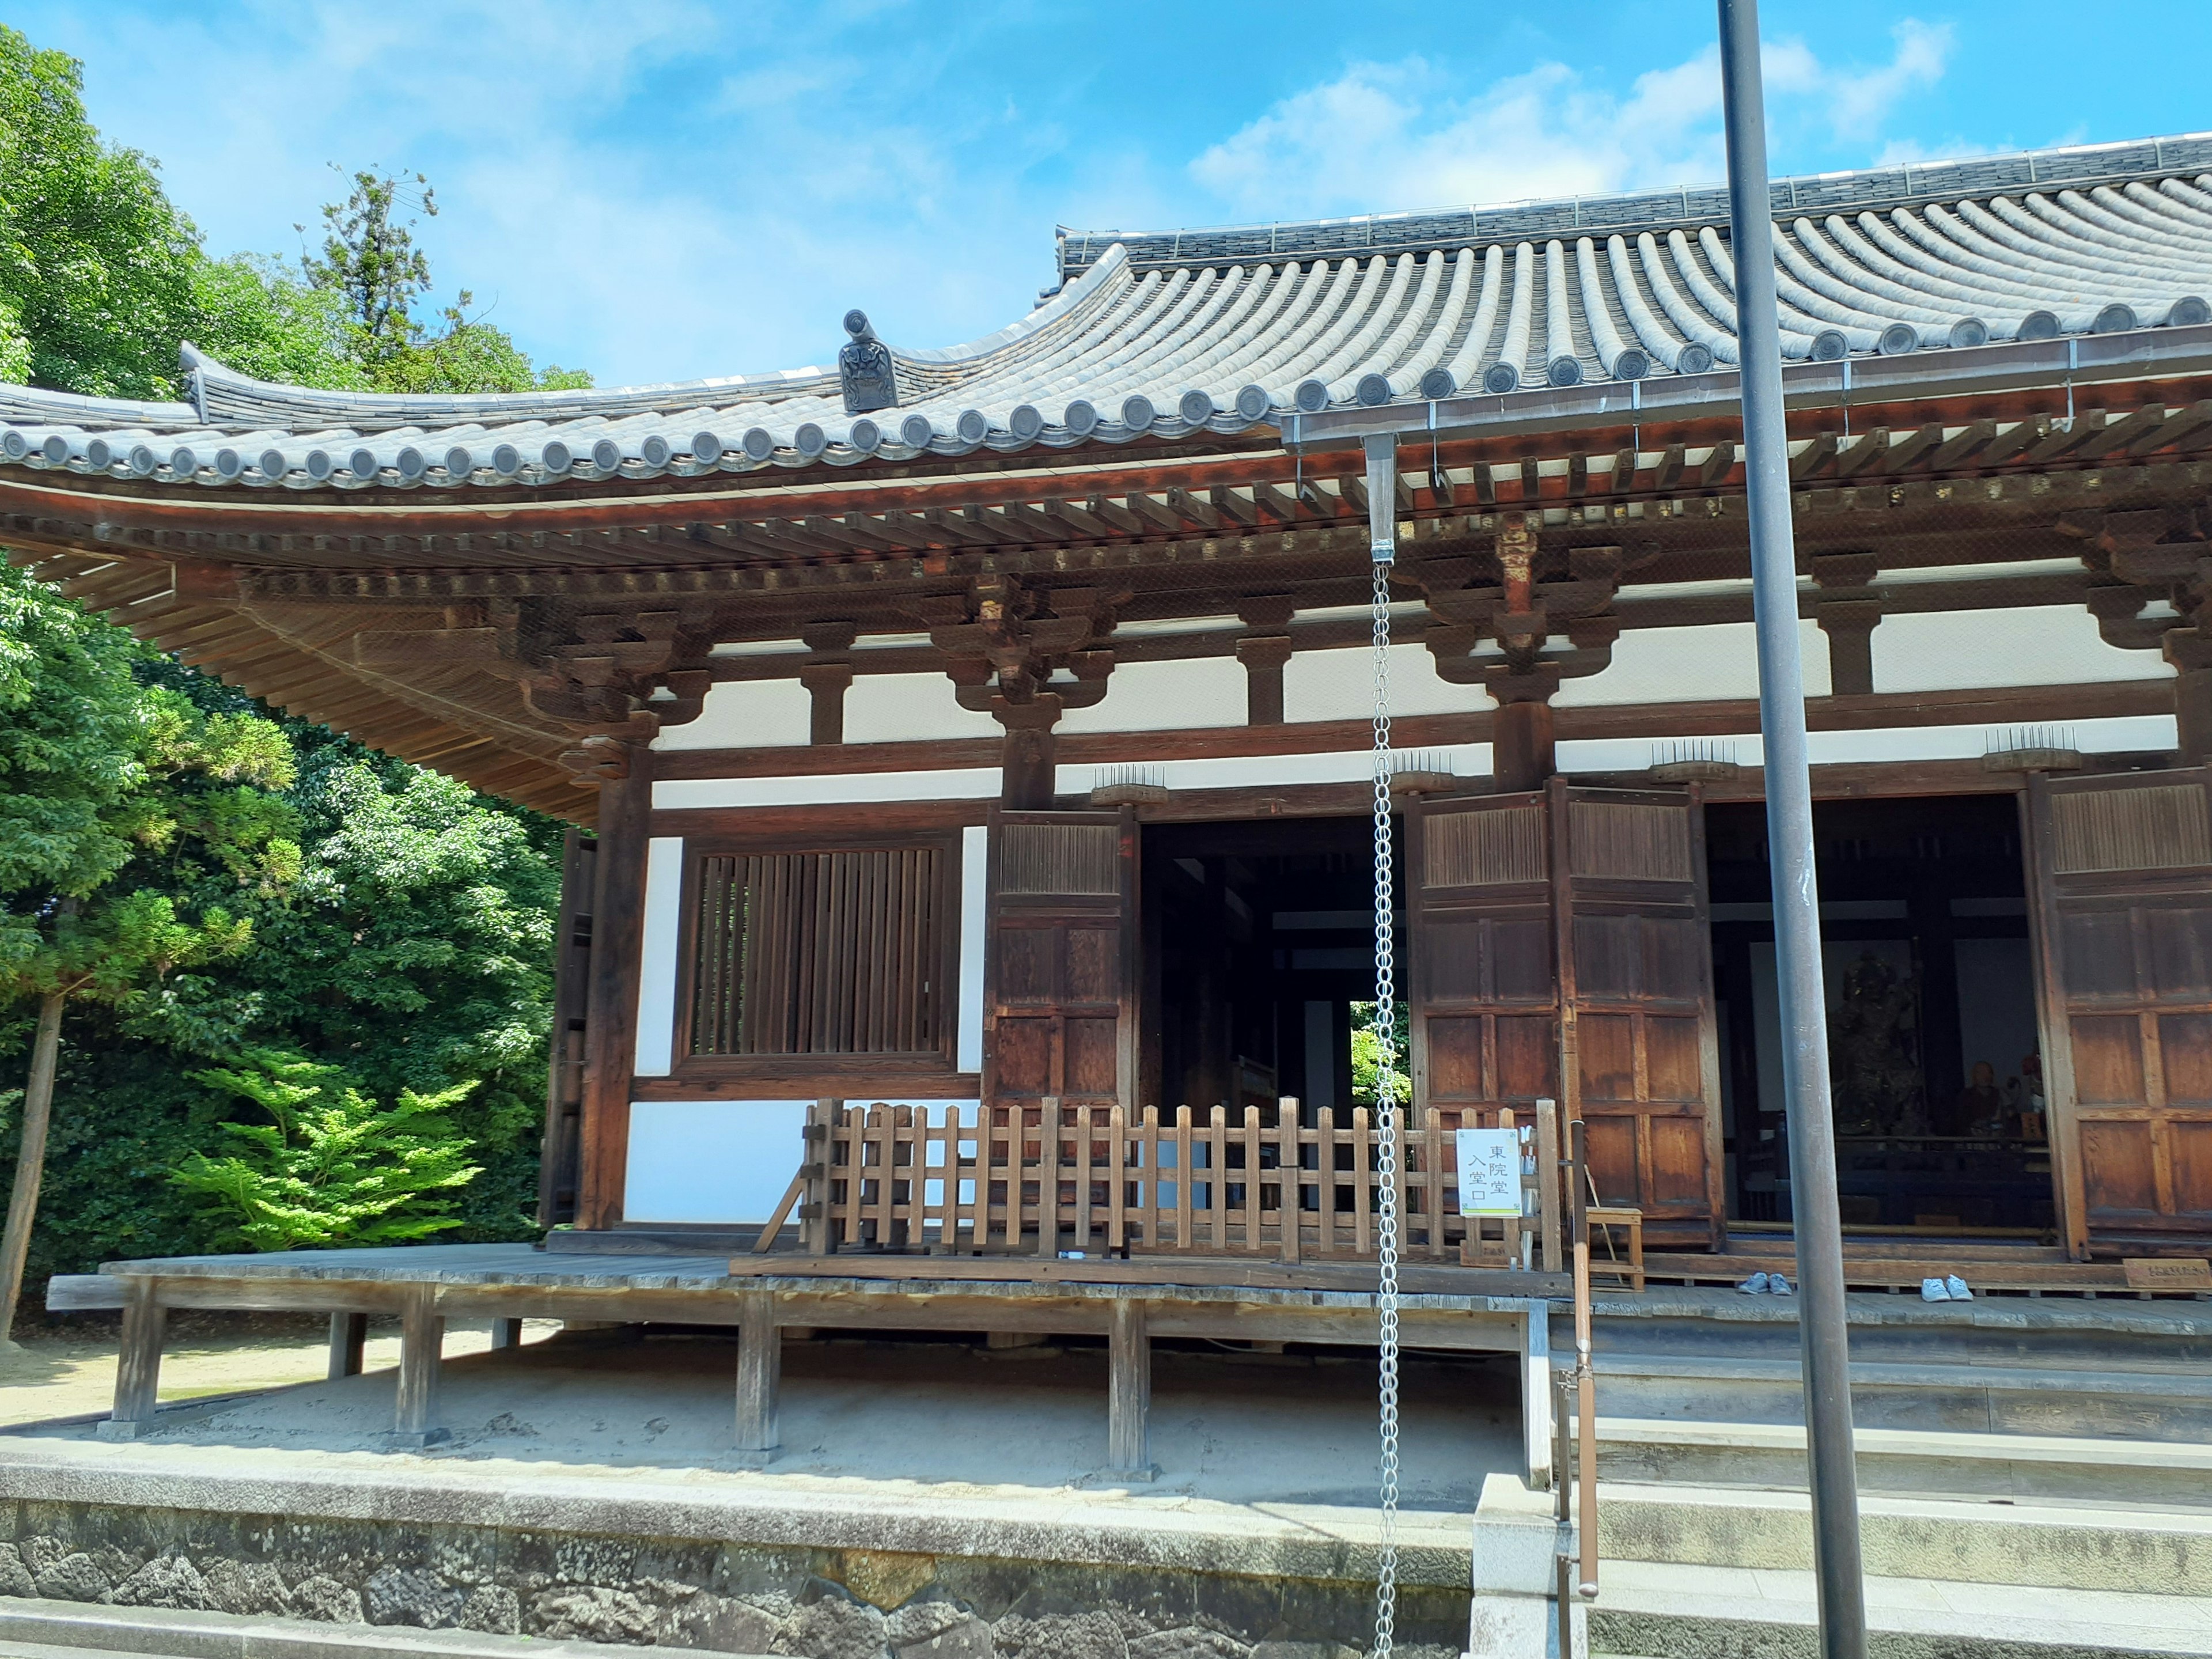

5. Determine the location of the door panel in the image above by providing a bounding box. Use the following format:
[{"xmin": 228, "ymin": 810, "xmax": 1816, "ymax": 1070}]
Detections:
[
  {"xmin": 1408, "ymin": 792, "xmax": 1556, "ymax": 1124},
  {"xmin": 1556, "ymin": 781, "xmax": 1725, "ymax": 1246},
  {"xmin": 1408, "ymin": 782, "xmax": 1724, "ymax": 1247},
  {"xmin": 2028, "ymin": 768, "xmax": 2212, "ymax": 1253},
  {"xmin": 983, "ymin": 808, "xmax": 1137, "ymax": 1119}
]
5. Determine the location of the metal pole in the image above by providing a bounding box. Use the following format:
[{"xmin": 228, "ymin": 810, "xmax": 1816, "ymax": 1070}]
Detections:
[{"xmin": 1714, "ymin": 5, "xmax": 1868, "ymax": 1657}]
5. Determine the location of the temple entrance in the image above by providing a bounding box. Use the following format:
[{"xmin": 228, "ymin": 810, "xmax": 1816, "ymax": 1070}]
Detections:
[
  {"xmin": 1706, "ymin": 794, "xmax": 2056, "ymax": 1239},
  {"xmin": 1140, "ymin": 816, "xmax": 1388, "ymax": 1123}
]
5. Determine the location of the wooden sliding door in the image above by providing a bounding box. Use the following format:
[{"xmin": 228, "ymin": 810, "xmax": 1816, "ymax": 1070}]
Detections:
[
  {"xmin": 983, "ymin": 806, "xmax": 1138, "ymax": 1119},
  {"xmin": 1407, "ymin": 782, "xmax": 1724, "ymax": 1248},
  {"xmin": 2028, "ymin": 769, "xmax": 2212, "ymax": 1256},
  {"xmin": 1556, "ymin": 782, "xmax": 1725, "ymax": 1246}
]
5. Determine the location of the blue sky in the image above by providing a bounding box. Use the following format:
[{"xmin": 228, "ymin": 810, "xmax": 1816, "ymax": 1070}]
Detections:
[{"xmin": 15, "ymin": 1, "xmax": 2212, "ymax": 387}]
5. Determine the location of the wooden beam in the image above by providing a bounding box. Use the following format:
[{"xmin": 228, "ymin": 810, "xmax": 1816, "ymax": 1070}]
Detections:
[
  {"xmin": 1884, "ymin": 421, "xmax": 1945, "ymax": 471},
  {"xmin": 1930, "ymin": 419, "xmax": 1997, "ymax": 469},
  {"xmin": 1654, "ymin": 444, "xmax": 1686, "ymax": 491},
  {"xmin": 1835, "ymin": 428, "xmax": 1890, "ymax": 479},
  {"xmin": 1789, "ymin": 432, "xmax": 1836, "ymax": 480},
  {"xmin": 1698, "ymin": 442, "xmax": 1737, "ymax": 488}
]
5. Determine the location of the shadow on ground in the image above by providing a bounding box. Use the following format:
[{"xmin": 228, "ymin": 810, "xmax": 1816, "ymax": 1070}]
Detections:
[{"xmin": 18, "ymin": 1331, "xmax": 1521, "ymax": 1506}]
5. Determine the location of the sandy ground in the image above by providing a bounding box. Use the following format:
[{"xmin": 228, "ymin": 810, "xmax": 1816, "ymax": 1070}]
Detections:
[
  {"xmin": 3, "ymin": 1324, "xmax": 1521, "ymax": 1507},
  {"xmin": 0, "ymin": 1315, "xmax": 565, "ymax": 1430}
]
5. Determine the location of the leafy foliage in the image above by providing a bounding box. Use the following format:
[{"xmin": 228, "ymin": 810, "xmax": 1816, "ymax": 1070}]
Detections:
[
  {"xmin": 0, "ymin": 30, "xmax": 586, "ymax": 400},
  {"xmin": 1350, "ymin": 999, "xmax": 1412, "ymax": 1108},
  {"xmin": 1, "ymin": 25, "xmax": 597, "ymax": 1290},
  {"xmin": 173, "ymin": 1050, "xmax": 480, "ymax": 1251}
]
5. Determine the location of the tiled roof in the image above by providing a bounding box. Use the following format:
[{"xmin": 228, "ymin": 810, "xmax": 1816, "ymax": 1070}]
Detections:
[{"xmin": 6, "ymin": 134, "xmax": 2212, "ymax": 491}]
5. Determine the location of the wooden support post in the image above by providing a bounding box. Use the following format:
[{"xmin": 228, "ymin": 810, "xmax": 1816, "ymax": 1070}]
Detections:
[
  {"xmin": 1521, "ymin": 1302, "xmax": 1554, "ymax": 1490},
  {"xmin": 96, "ymin": 1278, "xmax": 165, "ymax": 1440},
  {"xmin": 390, "ymin": 1284, "xmax": 447, "ymax": 1448},
  {"xmin": 328, "ymin": 1310, "xmax": 368, "ymax": 1379},
  {"xmin": 734, "ymin": 1289, "xmax": 781, "ymax": 1463},
  {"xmin": 1106, "ymin": 1297, "xmax": 1157, "ymax": 1481},
  {"xmin": 1493, "ymin": 698, "xmax": 1556, "ymax": 792},
  {"xmin": 576, "ymin": 747, "xmax": 652, "ymax": 1230},
  {"xmin": 490, "ymin": 1317, "xmax": 524, "ymax": 1350}
]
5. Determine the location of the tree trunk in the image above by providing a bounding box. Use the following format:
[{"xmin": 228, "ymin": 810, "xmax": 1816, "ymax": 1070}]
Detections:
[{"xmin": 0, "ymin": 990, "xmax": 66, "ymax": 1347}]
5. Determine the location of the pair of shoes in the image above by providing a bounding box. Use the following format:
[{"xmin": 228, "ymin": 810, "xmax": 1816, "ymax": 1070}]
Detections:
[
  {"xmin": 1736, "ymin": 1272, "xmax": 1794, "ymax": 1294},
  {"xmin": 1920, "ymin": 1274, "xmax": 1975, "ymax": 1301}
]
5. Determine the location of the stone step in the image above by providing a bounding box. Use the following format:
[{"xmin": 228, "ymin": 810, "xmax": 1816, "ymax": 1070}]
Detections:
[
  {"xmin": 0, "ymin": 1600, "xmax": 763, "ymax": 1659},
  {"xmin": 1594, "ymin": 1414, "xmax": 2212, "ymax": 1506},
  {"xmin": 1593, "ymin": 1480, "xmax": 2212, "ymax": 1594},
  {"xmin": 1587, "ymin": 1560, "xmax": 2212, "ymax": 1659},
  {"xmin": 1590, "ymin": 1351, "xmax": 2212, "ymax": 1442}
]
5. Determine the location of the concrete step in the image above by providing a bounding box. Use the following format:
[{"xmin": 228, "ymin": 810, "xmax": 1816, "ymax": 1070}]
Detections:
[
  {"xmin": 0, "ymin": 1600, "xmax": 767, "ymax": 1659},
  {"xmin": 1594, "ymin": 1480, "xmax": 2212, "ymax": 1594},
  {"xmin": 1588, "ymin": 1560, "xmax": 2212, "ymax": 1659},
  {"xmin": 1595, "ymin": 1415, "xmax": 2212, "ymax": 1506},
  {"xmin": 1590, "ymin": 1351, "xmax": 2212, "ymax": 1442}
]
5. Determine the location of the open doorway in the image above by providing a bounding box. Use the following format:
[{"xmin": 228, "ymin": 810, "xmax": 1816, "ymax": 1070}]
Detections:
[
  {"xmin": 1141, "ymin": 816, "xmax": 1395, "ymax": 1123},
  {"xmin": 1706, "ymin": 793, "xmax": 2055, "ymax": 1238}
]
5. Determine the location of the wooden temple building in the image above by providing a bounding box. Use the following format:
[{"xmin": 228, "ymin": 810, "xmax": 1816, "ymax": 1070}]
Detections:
[{"xmin": 14, "ymin": 132, "xmax": 2212, "ymax": 1453}]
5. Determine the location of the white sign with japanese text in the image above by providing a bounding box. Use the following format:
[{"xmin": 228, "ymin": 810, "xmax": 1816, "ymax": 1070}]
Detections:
[{"xmin": 1456, "ymin": 1127, "xmax": 1522, "ymax": 1217}]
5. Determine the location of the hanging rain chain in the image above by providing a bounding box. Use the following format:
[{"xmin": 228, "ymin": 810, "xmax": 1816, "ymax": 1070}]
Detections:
[{"xmin": 1362, "ymin": 436, "xmax": 1403, "ymax": 1659}]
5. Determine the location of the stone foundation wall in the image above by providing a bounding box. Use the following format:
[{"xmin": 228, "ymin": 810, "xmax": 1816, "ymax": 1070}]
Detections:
[{"xmin": 0, "ymin": 1499, "xmax": 1465, "ymax": 1658}]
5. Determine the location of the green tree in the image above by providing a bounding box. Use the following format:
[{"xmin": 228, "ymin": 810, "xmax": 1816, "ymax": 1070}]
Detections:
[
  {"xmin": 0, "ymin": 566, "xmax": 297, "ymax": 1341},
  {"xmin": 300, "ymin": 168, "xmax": 589, "ymax": 393},
  {"xmin": 172, "ymin": 1050, "xmax": 480, "ymax": 1251},
  {"xmin": 1350, "ymin": 999, "xmax": 1412, "ymax": 1108}
]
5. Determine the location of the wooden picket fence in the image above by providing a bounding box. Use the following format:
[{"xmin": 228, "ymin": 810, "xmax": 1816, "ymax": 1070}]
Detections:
[{"xmin": 791, "ymin": 1097, "xmax": 1566, "ymax": 1270}]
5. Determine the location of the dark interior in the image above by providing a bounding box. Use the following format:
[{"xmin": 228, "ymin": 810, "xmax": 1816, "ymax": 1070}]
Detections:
[
  {"xmin": 1141, "ymin": 816, "xmax": 1395, "ymax": 1122},
  {"xmin": 1706, "ymin": 793, "xmax": 2055, "ymax": 1236}
]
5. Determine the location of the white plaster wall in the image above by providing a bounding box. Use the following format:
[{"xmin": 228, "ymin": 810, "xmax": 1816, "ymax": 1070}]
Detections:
[
  {"xmin": 652, "ymin": 680, "xmax": 810, "ymax": 750},
  {"xmin": 1555, "ymin": 619, "xmax": 1831, "ymax": 706},
  {"xmin": 1558, "ymin": 713, "xmax": 2177, "ymax": 775},
  {"xmin": 845, "ymin": 671, "xmax": 1001, "ymax": 744},
  {"xmin": 959, "ymin": 825, "xmax": 987, "ymax": 1073},
  {"xmin": 1058, "ymin": 658, "xmax": 1247, "ymax": 734},
  {"xmin": 653, "ymin": 767, "xmax": 1000, "ymax": 811},
  {"xmin": 1285, "ymin": 642, "xmax": 1488, "ymax": 722},
  {"xmin": 632, "ymin": 836, "xmax": 684, "ymax": 1077},
  {"xmin": 624, "ymin": 1100, "xmax": 809, "ymax": 1223},
  {"xmin": 1872, "ymin": 605, "xmax": 2174, "ymax": 694}
]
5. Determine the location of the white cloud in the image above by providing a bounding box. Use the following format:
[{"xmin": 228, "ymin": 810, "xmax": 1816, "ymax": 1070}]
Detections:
[{"xmin": 1188, "ymin": 21, "xmax": 1956, "ymax": 222}]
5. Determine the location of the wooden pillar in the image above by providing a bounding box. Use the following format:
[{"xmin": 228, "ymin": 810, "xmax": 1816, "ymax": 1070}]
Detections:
[
  {"xmin": 537, "ymin": 828, "xmax": 596, "ymax": 1228},
  {"xmin": 2166, "ymin": 629, "xmax": 2212, "ymax": 763},
  {"xmin": 391, "ymin": 1285, "xmax": 448, "ymax": 1448},
  {"xmin": 997, "ymin": 700, "xmax": 1063, "ymax": 810},
  {"xmin": 1493, "ymin": 699, "xmax": 1556, "ymax": 793},
  {"xmin": 96, "ymin": 1277, "xmax": 164, "ymax": 1440},
  {"xmin": 1106, "ymin": 1297, "xmax": 1156, "ymax": 1480},
  {"xmin": 490, "ymin": 1317, "xmax": 524, "ymax": 1350},
  {"xmin": 577, "ymin": 746, "xmax": 653, "ymax": 1230},
  {"xmin": 327, "ymin": 1310, "xmax": 368, "ymax": 1380},
  {"xmin": 734, "ymin": 1289, "xmax": 781, "ymax": 1461},
  {"xmin": 800, "ymin": 621, "xmax": 859, "ymax": 747}
]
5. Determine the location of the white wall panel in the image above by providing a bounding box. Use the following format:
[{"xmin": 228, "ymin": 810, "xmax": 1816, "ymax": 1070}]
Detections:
[
  {"xmin": 632, "ymin": 836, "xmax": 684, "ymax": 1077},
  {"xmin": 959, "ymin": 825, "xmax": 987, "ymax": 1073},
  {"xmin": 624, "ymin": 1100, "xmax": 808, "ymax": 1223},
  {"xmin": 1555, "ymin": 620, "xmax": 1831, "ymax": 706},
  {"xmin": 654, "ymin": 767, "xmax": 999, "ymax": 811},
  {"xmin": 1872, "ymin": 605, "xmax": 2173, "ymax": 694},
  {"xmin": 1058, "ymin": 658, "xmax": 1247, "ymax": 733},
  {"xmin": 1284, "ymin": 643, "xmax": 1487, "ymax": 723},
  {"xmin": 652, "ymin": 680, "xmax": 810, "ymax": 751},
  {"xmin": 846, "ymin": 672, "xmax": 1001, "ymax": 744}
]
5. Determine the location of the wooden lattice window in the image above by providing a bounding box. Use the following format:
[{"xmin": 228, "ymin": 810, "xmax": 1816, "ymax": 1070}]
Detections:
[{"xmin": 687, "ymin": 846, "xmax": 949, "ymax": 1058}]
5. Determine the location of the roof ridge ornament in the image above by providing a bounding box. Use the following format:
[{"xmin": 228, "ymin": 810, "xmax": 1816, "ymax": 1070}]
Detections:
[{"xmin": 839, "ymin": 309, "xmax": 899, "ymax": 415}]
